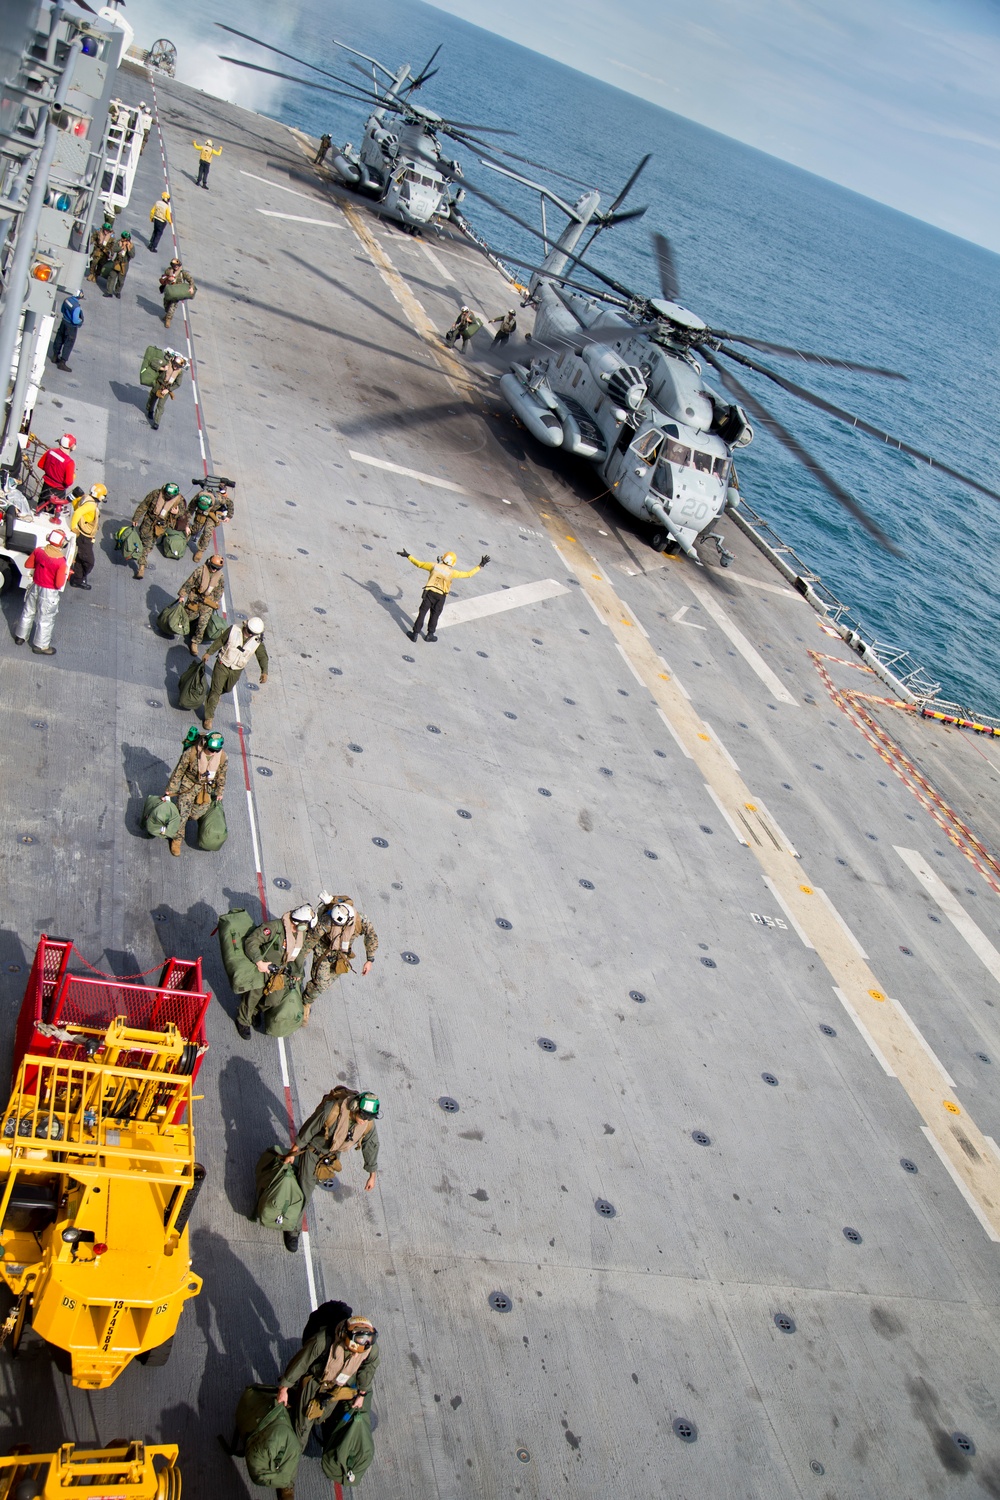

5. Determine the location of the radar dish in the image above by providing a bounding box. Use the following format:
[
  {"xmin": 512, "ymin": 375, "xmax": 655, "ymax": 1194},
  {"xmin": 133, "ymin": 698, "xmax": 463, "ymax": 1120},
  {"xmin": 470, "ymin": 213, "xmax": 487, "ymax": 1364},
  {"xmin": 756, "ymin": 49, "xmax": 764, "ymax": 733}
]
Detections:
[{"xmin": 147, "ymin": 39, "xmax": 177, "ymax": 77}]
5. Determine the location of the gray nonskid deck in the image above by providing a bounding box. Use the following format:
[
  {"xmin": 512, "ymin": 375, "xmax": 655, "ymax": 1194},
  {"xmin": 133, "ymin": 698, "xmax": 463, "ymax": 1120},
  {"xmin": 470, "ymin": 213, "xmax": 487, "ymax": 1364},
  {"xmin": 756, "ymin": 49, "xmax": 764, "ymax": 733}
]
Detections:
[{"xmin": 2, "ymin": 67, "xmax": 1000, "ymax": 1499}]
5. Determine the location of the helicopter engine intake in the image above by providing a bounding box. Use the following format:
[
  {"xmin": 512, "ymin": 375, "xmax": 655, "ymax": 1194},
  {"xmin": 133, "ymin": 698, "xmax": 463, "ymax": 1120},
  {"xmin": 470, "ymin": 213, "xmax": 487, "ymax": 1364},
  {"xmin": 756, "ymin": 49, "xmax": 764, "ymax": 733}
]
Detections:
[{"xmin": 582, "ymin": 347, "xmax": 647, "ymax": 411}]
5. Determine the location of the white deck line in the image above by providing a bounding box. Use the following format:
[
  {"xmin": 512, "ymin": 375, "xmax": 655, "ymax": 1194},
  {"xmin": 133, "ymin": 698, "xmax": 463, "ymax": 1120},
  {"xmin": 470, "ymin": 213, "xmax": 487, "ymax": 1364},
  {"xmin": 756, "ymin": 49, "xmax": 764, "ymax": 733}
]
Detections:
[
  {"xmin": 814, "ymin": 887, "xmax": 869, "ymax": 958},
  {"xmin": 437, "ymin": 578, "xmax": 569, "ymax": 628},
  {"xmin": 656, "ymin": 707, "xmax": 692, "ymax": 760},
  {"xmin": 895, "ymin": 847, "xmax": 1000, "ymax": 988},
  {"xmin": 763, "ymin": 876, "xmax": 814, "ymax": 949},
  {"xmin": 704, "ymin": 784, "xmax": 749, "ymax": 846},
  {"xmin": 615, "ymin": 640, "xmax": 647, "ymax": 687},
  {"xmin": 658, "ymin": 657, "xmax": 690, "ymax": 700},
  {"xmin": 684, "ymin": 578, "xmax": 798, "ymax": 705},
  {"xmin": 257, "ymin": 210, "xmax": 343, "ymax": 227},
  {"xmin": 832, "ymin": 987, "xmax": 897, "ymax": 1078},
  {"xmin": 348, "ymin": 451, "xmax": 469, "ymax": 492},
  {"xmin": 887, "ymin": 996, "xmax": 956, "ymax": 1088},
  {"xmin": 724, "ymin": 570, "xmax": 798, "ymax": 598},
  {"xmin": 921, "ymin": 1127, "xmax": 1000, "ymax": 1242},
  {"xmin": 240, "ymin": 168, "xmax": 328, "ymax": 203},
  {"xmin": 701, "ymin": 722, "xmax": 740, "ymax": 773}
]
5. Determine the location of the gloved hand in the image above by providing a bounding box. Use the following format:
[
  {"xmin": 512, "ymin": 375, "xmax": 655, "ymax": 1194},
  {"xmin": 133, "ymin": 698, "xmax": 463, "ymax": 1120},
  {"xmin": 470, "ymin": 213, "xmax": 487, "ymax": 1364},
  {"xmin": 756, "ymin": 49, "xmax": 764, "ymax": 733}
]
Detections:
[
  {"xmin": 397, "ymin": 548, "xmax": 410, "ymax": 558},
  {"xmin": 259, "ymin": 673, "xmax": 268, "ymax": 684},
  {"xmin": 161, "ymin": 795, "xmax": 172, "ymax": 802},
  {"xmin": 480, "ymin": 554, "xmax": 490, "ymax": 567}
]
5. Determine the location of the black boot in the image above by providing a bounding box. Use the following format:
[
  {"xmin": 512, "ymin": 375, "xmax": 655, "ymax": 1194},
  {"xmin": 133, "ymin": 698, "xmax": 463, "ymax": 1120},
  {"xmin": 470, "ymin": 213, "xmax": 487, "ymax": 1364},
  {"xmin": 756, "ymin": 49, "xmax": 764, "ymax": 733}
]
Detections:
[
  {"xmin": 283, "ymin": 1231, "xmax": 300, "ymax": 1253},
  {"xmin": 407, "ymin": 628, "xmax": 418, "ymax": 642}
]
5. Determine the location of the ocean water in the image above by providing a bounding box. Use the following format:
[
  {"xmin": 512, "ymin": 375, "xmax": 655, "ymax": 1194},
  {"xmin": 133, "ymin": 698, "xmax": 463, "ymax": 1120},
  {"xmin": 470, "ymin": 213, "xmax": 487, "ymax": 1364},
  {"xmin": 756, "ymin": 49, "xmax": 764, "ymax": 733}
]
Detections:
[{"xmin": 144, "ymin": 0, "xmax": 1000, "ymax": 712}]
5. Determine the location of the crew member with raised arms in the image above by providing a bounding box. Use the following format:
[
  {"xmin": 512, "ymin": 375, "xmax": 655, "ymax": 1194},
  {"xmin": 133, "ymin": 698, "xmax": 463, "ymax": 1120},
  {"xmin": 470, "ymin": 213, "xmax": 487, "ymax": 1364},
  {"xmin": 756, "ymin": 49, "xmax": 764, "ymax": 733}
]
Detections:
[{"xmin": 398, "ymin": 546, "xmax": 489, "ymax": 641}]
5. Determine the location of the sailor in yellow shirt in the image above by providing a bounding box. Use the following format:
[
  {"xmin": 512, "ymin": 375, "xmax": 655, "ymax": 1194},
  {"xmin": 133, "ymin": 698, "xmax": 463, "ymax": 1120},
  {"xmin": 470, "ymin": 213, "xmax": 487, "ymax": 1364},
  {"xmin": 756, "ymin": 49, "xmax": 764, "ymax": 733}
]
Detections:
[
  {"xmin": 148, "ymin": 191, "xmax": 172, "ymax": 252},
  {"xmin": 192, "ymin": 138, "xmax": 222, "ymax": 189},
  {"xmin": 69, "ymin": 482, "xmax": 106, "ymax": 590},
  {"xmin": 398, "ymin": 547, "xmax": 490, "ymax": 641}
]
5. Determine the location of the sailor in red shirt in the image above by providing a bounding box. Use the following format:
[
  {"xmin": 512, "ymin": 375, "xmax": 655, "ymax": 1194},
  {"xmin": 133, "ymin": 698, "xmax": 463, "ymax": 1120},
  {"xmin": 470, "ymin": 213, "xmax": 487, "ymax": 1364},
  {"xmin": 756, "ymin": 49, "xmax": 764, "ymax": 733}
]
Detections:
[
  {"xmin": 37, "ymin": 433, "xmax": 77, "ymax": 509},
  {"xmin": 15, "ymin": 528, "xmax": 69, "ymax": 655}
]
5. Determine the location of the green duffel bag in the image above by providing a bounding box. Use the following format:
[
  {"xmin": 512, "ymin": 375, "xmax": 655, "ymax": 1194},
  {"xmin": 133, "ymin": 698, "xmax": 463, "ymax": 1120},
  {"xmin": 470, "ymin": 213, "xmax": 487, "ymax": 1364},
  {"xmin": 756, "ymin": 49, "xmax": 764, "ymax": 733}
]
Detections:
[
  {"xmin": 160, "ymin": 527, "xmax": 187, "ymax": 559},
  {"xmin": 142, "ymin": 793, "xmax": 181, "ymax": 840},
  {"xmin": 217, "ymin": 908, "xmax": 259, "ymax": 994},
  {"xmin": 262, "ymin": 983, "xmax": 305, "ymax": 1038},
  {"xmin": 163, "ymin": 279, "xmax": 195, "ymax": 304},
  {"xmin": 140, "ymin": 344, "xmax": 166, "ymax": 388},
  {"xmin": 157, "ymin": 598, "xmax": 190, "ymax": 638},
  {"xmin": 237, "ymin": 1387, "xmax": 301, "ymax": 1489},
  {"xmin": 204, "ymin": 608, "xmax": 228, "ymax": 642},
  {"xmin": 115, "ymin": 524, "xmax": 143, "ymax": 562},
  {"xmin": 254, "ymin": 1146, "xmax": 305, "ymax": 1232},
  {"xmin": 177, "ymin": 654, "xmax": 208, "ymax": 709},
  {"xmin": 322, "ymin": 1407, "xmax": 375, "ymax": 1486},
  {"xmin": 197, "ymin": 799, "xmax": 227, "ymax": 852}
]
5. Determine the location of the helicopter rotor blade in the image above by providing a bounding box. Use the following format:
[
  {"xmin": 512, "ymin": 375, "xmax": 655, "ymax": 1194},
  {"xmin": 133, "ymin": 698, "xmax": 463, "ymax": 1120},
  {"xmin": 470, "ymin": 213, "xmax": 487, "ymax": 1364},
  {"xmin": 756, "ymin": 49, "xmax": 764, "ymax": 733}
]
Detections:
[
  {"xmin": 715, "ymin": 336, "xmax": 906, "ymax": 380},
  {"xmin": 460, "ymin": 179, "xmax": 640, "ymax": 302},
  {"xmin": 608, "ymin": 153, "xmax": 652, "ymax": 215},
  {"xmin": 605, "ymin": 205, "xmax": 648, "ymax": 225},
  {"xmin": 652, "ymin": 231, "xmax": 681, "ymax": 304},
  {"xmin": 217, "ymin": 56, "xmax": 385, "ymax": 109},
  {"xmin": 408, "ymin": 43, "xmax": 442, "ymax": 90},
  {"xmin": 716, "ymin": 345, "xmax": 1000, "ymax": 507},
  {"xmin": 449, "ymin": 136, "xmax": 594, "ymax": 189},
  {"xmin": 215, "ymin": 23, "xmax": 374, "ymax": 94},
  {"xmin": 698, "ymin": 348, "xmax": 901, "ymax": 553},
  {"xmin": 458, "ymin": 235, "xmax": 632, "ymax": 308}
]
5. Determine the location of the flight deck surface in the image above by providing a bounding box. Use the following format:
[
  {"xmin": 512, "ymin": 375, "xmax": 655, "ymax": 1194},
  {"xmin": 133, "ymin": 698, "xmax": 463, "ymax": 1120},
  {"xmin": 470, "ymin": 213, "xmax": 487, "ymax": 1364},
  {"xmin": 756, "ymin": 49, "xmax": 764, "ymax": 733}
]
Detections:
[{"xmin": 3, "ymin": 66, "xmax": 1000, "ymax": 1500}]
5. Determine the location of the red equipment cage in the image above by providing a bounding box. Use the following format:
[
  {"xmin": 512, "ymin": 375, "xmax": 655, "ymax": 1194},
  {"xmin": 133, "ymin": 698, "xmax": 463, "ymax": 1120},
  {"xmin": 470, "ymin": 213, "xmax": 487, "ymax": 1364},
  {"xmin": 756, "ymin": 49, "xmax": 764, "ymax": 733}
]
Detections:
[{"xmin": 10, "ymin": 936, "xmax": 210, "ymax": 1088}]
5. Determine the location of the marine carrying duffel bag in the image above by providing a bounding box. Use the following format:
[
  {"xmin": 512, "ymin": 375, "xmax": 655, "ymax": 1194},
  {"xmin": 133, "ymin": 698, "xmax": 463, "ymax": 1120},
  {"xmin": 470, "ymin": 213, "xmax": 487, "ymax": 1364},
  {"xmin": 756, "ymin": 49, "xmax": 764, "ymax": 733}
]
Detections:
[
  {"xmin": 163, "ymin": 279, "xmax": 196, "ymax": 304},
  {"xmin": 177, "ymin": 654, "xmax": 208, "ymax": 709},
  {"xmin": 217, "ymin": 908, "xmax": 259, "ymax": 994},
  {"xmin": 321, "ymin": 1407, "xmax": 375, "ymax": 1486},
  {"xmin": 254, "ymin": 1147, "xmax": 305, "ymax": 1232},
  {"xmin": 235, "ymin": 1385, "xmax": 301, "ymax": 1489},
  {"xmin": 197, "ymin": 799, "xmax": 227, "ymax": 852},
  {"xmin": 139, "ymin": 344, "xmax": 166, "ymax": 388},
  {"xmin": 262, "ymin": 983, "xmax": 305, "ymax": 1038},
  {"xmin": 158, "ymin": 598, "xmax": 190, "ymax": 638},
  {"xmin": 115, "ymin": 524, "xmax": 143, "ymax": 562},
  {"xmin": 142, "ymin": 794, "xmax": 181, "ymax": 840},
  {"xmin": 160, "ymin": 527, "xmax": 188, "ymax": 559}
]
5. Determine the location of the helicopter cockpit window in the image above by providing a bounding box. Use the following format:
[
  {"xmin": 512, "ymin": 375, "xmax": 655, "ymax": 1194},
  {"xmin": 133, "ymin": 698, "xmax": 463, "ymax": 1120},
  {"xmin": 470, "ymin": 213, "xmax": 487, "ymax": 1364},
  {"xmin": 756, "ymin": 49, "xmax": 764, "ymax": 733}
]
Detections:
[
  {"xmin": 692, "ymin": 451, "xmax": 714, "ymax": 474},
  {"xmin": 663, "ymin": 438, "xmax": 691, "ymax": 467},
  {"xmin": 713, "ymin": 456, "xmax": 730, "ymax": 481},
  {"xmin": 631, "ymin": 430, "xmax": 664, "ymax": 464}
]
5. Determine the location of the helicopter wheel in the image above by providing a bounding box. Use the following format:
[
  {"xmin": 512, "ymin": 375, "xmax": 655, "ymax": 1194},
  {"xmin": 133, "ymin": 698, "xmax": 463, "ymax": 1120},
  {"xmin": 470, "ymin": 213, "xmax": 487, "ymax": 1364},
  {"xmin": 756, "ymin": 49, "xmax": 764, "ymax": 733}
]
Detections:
[{"xmin": 650, "ymin": 529, "xmax": 678, "ymax": 556}]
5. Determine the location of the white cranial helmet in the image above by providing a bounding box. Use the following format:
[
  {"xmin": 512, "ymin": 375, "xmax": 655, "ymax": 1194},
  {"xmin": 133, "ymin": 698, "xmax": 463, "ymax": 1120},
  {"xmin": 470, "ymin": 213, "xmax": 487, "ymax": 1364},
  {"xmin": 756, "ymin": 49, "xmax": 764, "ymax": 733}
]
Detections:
[
  {"xmin": 246, "ymin": 616, "xmax": 264, "ymax": 635},
  {"xmin": 291, "ymin": 904, "xmax": 317, "ymax": 927},
  {"xmin": 330, "ymin": 902, "xmax": 354, "ymax": 926}
]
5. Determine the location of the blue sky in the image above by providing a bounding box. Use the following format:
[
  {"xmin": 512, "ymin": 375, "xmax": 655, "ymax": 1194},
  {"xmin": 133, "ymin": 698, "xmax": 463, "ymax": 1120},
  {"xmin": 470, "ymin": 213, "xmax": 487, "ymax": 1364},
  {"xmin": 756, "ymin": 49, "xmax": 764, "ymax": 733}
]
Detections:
[{"xmin": 427, "ymin": 0, "xmax": 1000, "ymax": 253}]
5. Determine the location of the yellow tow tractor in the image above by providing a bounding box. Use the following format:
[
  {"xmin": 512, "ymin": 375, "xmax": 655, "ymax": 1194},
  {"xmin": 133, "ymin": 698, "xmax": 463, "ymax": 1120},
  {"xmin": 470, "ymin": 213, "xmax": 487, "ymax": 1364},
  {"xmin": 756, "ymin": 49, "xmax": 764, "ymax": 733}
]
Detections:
[
  {"xmin": 0, "ymin": 1441, "xmax": 181, "ymax": 1499},
  {"xmin": 0, "ymin": 936, "xmax": 210, "ymax": 1388}
]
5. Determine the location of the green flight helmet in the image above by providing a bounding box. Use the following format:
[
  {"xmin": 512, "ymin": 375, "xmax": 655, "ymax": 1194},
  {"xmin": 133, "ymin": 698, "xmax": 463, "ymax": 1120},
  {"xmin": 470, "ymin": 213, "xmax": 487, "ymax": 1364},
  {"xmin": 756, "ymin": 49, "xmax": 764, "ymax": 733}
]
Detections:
[
  {"xmin": 183, "ymin": 725, "xmax": 200, "ymax": 747},
  {"xmin": 205, "ymin": 731, "xmax": 224, "ymax": 752},
  {"xmin": 195, "ymin": 492, "xmax": 213, "ymax": 512},
  {"xmin": 163, "ymin": 482, "xmax": 180, "ymax": 498},
  {"xmin": 354, "ymin": 1091, "xmax": 380, "ymax": 1120},
  {"xmin": 103, "ymin": 220, "xmax": 113, "ymax": 229}
]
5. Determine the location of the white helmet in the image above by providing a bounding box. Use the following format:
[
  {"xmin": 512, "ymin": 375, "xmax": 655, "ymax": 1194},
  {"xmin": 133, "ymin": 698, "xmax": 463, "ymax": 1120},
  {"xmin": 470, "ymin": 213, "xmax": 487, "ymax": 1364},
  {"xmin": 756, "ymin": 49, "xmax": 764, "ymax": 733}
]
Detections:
[
  {"xmin": 291, "ymin": 904, "xmax": 317, "ymax": 927},
  {"xmin": 246, "ymin": 616, "xmax": 264, "ymax": 635},
  {"xmin": 330, "ymin": 902, "xmax": 355, "ymax": 926}
]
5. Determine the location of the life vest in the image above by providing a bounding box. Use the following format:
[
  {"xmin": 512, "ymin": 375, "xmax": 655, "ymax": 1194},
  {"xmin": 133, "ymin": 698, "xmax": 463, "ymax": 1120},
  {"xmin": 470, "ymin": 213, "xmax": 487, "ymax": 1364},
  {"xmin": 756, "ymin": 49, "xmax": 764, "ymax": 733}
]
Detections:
[
  {"xmin": 424, "ymin": 562, "xmax": 455, "ymax": 594},
  {"xmin": 219, "ymin": 625, "xmax": 262, "ymax": 671}
]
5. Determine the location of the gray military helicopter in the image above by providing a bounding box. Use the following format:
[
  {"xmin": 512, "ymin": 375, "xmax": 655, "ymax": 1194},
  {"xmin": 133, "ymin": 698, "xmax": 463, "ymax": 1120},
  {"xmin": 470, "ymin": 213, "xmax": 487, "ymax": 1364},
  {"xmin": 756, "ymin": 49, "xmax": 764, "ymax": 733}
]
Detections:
[
  {"xmin": 463, "ymin": 173, "xmax": 1000, "ymax": 562},
  {"xmin": 217, "ymin": 25, "xmax": 525, "ymax": 232}
]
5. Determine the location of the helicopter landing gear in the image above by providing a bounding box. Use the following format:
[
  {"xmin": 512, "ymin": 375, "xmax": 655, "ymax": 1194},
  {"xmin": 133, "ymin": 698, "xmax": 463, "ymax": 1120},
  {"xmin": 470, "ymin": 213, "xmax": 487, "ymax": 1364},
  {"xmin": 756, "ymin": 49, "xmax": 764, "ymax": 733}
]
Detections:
[
  {"xmin": 706, "ymin": 532, "xmax": 734, "ymax": 568},
  {"xmin": 650, "ymin": 529, "xmax": 678, "ymax": 556}
]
